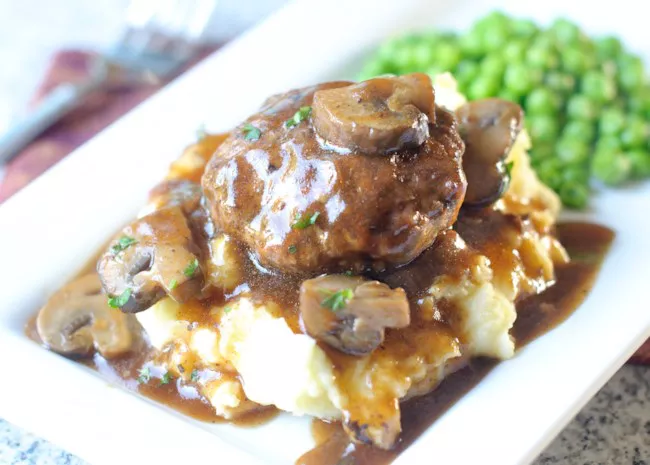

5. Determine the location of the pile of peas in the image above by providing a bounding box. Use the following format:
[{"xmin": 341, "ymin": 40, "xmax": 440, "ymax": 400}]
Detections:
[{"xmin": 358, "ymin": 12, "xmax": 650, "ymax": 208}]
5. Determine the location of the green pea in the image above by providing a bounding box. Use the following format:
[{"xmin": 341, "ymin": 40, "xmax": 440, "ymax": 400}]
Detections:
[
  {"xmin": 498, "ymin": 89, "xmax": 522, "ymax": 104},
  {"xmin": 512, "ymin": 18, "xmax": 539, "ymax": 39},
  {"xmin": 527, "ymin": 115, "xmax": 560, "ymax": 143},
  {"xmin": 617, "ymin": 54, "xmax": 645, "ymax": 91},
  {"xmin": 595, "ymin": 136, "xmax": 622, "ymax": 153},
  {"xmin": 567, "ymin": 95, "xmax": 599, "ymax": 121},
  {"xmin": 376, "ymin": 39, "xmax": 402, "ymax": 61},
  {"xmin": 581, "ymin": 71, "xmax": 617, "ymax": 103},
  {"xmin": 598, "ymin": 108, "xmax": 626, "ymax": 136},
  {"xmin": 591, "ymin": 148, "xmax": 632, "ymax": 185},
  {"xmin": 391, "ymin": 45, "xmax": 418, "ymax": 71},
  {"xmin": 481, "ymin": 55, "xmax": 506, "ymax": 79},
  {"xmin": 475, "ymin": 11, "xmax": 511, "ymax": 32},
  {"xmin": 550, "ymin": 18, "xmax": 582, "ymax": 45},
  {"xmin": 434, "ymin": 42, "xmax": 461, "ymax": 71},
  {"xmin": 563, "ymin": 120, "xmax": 596, "ymax": 143},
  {"xmin": 411, "ymin": 42, "xmax": 435, "ymax": 68},
  {"xmin": 483, "ymin": 27, "xmax": 510, "ymax": 52},
  {"xmin": 562, "ymin": 166, "xmax": 590, "ymax": 185},
  {"xmin": 459, "ymin": 31, "xmax": 485, "ymax": 58},
  {"xmin": 536, "ymin": 158, "xmax": 563, "ymax": 185},
  {"xmin": 503, "ymin": 42, "xmax": 527, "ymax": 62},
  {"xmin": 621, "ymin": 117, "xmax": 648, "ymax": 148},
  {"xmin": 596, "ymin": 36, "xmax": 623, "ymax": 60},
  {"xmin": 468, "ymin": 75, "xmax": 500, "ymax": 100},
  {"xmin": 561, "ymin": 48, "xmax": 595, "ymax": 75},
  {"xmin": 455, "ymin": 60, "xmax": 480, "ymax": 88},
  {"xmin": 504, "ymin": 64, "xmax": 541, "ymax": 96},
  {"xmin": 526, "ymin": 88, "xmax": 561, "ymax": 115},
  {"xmin": 527, "ymin": 45, "xmax": 560, "ymax": 70},
  {"xmin": 557, "ymin": 138, "xmax": 590, "ymax": 163},
  {"xmin": 559, "ymin": 183, "xmax": 589, "ymax": 209},
  {"xmin": 545, "ymin": 71, "xmax": 576, "ymax": 95},
  {"xmin": 625, "ymin": 149, "xmax": 650, "ymax": 177},
  {"xmin": 530, "ymin": 142, "xmax": 556, "ymax": 161}
]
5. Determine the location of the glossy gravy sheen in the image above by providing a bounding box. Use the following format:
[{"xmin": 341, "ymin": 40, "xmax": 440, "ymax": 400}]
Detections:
[
  {"xmin": 296, "ymin": 221, "xmax": 614, "ymax": 465},
  {"xmin": 26, "ymin": 219, "xmax": 613, "ymax": 463}
]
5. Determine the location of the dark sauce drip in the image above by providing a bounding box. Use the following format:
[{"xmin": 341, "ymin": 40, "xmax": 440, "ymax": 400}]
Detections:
[
  {"xmin": 296, "ymin": 222, "xmax": 614, "ymax": 465},
  {"xmin": 25, "ymin": 218, "xmax": 613, "ymax": 464}
]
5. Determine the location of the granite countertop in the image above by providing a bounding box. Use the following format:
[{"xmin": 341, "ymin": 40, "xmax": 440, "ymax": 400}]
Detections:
[{"xmin": 1, "ymin": 365, "xmax": 648, "ymax": 464}]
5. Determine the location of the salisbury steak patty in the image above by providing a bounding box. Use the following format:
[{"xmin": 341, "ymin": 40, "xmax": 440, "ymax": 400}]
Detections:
[{"xmin": 202, "ymin": 75, "xmax": 466, "ymax": 274}]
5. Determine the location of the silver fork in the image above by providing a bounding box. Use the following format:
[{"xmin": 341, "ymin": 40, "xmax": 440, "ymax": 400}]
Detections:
[{"xmin": 0, "ymin": 0, "xmax": 218, "ymax": 163}]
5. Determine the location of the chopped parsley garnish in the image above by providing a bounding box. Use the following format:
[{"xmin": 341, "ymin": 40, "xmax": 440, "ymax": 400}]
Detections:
[
  {"xmin": 196, "ymin": 125, "xmax": 207, "ymax": 141},
  {"xmin": 292, "ymin": 211, "xmax": 320, "ymax": 230},
  {"xmin": 243, "ymin": 123, "xmax": 261, "ymax": 141},
  {"xmin": 108, "ymin": 288, "xmax": 132, "ymax": 308},
  {"xmin": 321, "ymin": 288, "xmax": 354, "ymax": 312},
  {"xmin": 169, "ymin": 278, "xmax": 178, "ymax": 290},
  {"xmin": 137, "ymin": 367, "xmax": 151, "ymax": 384},
  {"xmin": 288, "ymin": 245, "xmax": 297, "ymax": 254},
  {"xmin": 505, "ymin": 161, "xmax": 515, "ymax": 178},
  {"xmin": 183, "ymin": 258, "xmax": 199, "ymax": 278},
  {"xmin": 223, "ymin": 306, "xmax": 232, "ymax": 314},
  {"xmin": 111, "ymin": 236, "xmax": 137, "ymax": 255},
  {"xmin": 160, "ymin": 372, "xmax": 173, "ymax": 385},
  {"xmin": 190, "ymin": 369, "xmax": 200, "ymax": 382},
  {"xmin": 285, "ymin": 106, "xmax": 312, "ymax": 128}
]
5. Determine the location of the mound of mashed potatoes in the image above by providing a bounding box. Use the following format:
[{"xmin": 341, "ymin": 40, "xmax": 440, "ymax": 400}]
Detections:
[{"xmin": 135, "ymin": 74, "xmax": 567, "ymax": 449}]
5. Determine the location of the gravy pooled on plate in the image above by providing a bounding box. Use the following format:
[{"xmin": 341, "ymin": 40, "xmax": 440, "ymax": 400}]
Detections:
[{"xmin": 29, "ymin": 73, "xmax": 613, "ymax": 463}]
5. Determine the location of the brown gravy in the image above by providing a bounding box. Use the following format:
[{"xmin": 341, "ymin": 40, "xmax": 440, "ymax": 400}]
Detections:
[
  {"xmin": 296, "ymin": 221, "xmax": 614, "ymax": 465},
  {"xmin": 25, "ymin": 221, "xmax": 613, "ymax": 463}
]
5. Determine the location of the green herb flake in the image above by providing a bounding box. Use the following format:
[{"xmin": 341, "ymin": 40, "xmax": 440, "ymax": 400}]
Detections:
[
  {"xmin": 108, "ymin": 288, "xmax": 132, "ymax": 308},
  {"xmin": 169, "ymin": 278, "xmax": 178, "ymax": 290},
  {"xmin": 285, "ymin": 106, "xmax": 312, "ymax": 128},
  {"xmin": 137, "ymin": 367, "xmax": 151, "ymax": 384},
  {"xmin": 321, "ymin": 288, "xmax": 354, "ymax": 312},
  {"xmin": 344, "ymin": 270, "xmax": 353, "ymax": 276},
  {"xmin": 243, "ymin": 123, "xmax": 262, "ymax": 141},
  {"xmin": 292, "ymin": 211, "xmax": 320, "ymax": 230},
  {"xmin": 288, "ymin": 244, "xmax": 298, "ymax": 254},
  {"xmin": 223, "ymin": 306, "xmax": 232, "ymax": 314},
  {"xmin": 190, "ymin": 369, "xmax": 200, "ymax": 382},
  {"xmin": 183, "ymin": 258, "xmax": 199, "ymax": 278},
  {"xmin": 505, "ymin": 161, "xmax": 515, "ymax": 178},
  {"xmin": 160, "ymin": 372, "xmax": 173, "ymax": 385},
  {"xmin": 111, "ymin": 236, "xmax": 137, "ymax": 255}
]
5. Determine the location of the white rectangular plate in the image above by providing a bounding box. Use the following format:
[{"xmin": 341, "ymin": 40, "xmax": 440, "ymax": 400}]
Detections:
[{"xmin": 1, "ymin": 0, "xmax": 649, "ymax": 464}]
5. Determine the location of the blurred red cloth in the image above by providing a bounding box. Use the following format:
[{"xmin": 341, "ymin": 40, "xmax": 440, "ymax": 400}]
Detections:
[{"xmin": 1, "ymin": 48, "xmax": 648, "ymax": 364}]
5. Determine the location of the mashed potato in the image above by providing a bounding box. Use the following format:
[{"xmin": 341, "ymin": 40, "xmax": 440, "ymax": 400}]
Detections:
[{"xmin": 136, "ymin": 74, "xmax": 566, "ymax": 443}]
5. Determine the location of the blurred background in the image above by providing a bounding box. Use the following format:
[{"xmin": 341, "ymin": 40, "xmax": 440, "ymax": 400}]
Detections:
[{"xmin": 0, "ymin": 0, "xmax": 287, "ymax": 130}]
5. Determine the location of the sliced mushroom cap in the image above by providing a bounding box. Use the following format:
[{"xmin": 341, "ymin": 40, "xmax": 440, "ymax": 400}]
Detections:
[
  {"xmin": 312, "ymin": 73, "xmax": 436, "ymax": 154},
  {"xmin": 456, "ymin": 98, "xmax": 524, "ymax": 207},
  {"xmin": 299, "ymin": 275, "xmax": 410, "ymax": 356},
  {"xmin": 145, "ymin": 179, "xmax": 203, "ymax": 216},
  {"xmin": 36, "ymin": 274, "xmax": 133, "ymax": 358},
  {"xmin": 97, "ymin": 206, "xmax": 204, "ymax": 313}
]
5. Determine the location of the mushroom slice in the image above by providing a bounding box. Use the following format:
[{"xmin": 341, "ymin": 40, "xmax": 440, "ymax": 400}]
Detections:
[
  {"xmin": 36, "ymin": 274, "xmax": 133, "ymax": 358},
  {"xmin": 97, "ymin": 206, "xmax": 204, "ymax": 313},
  {"xmin": 312, "ymin": 73, "xmax": 436, "ymax": 154},
  {"xmin": 299, "ymin": 275, "xmax": 410, "ymax": 356},
  {"xmin": 145, "ymin": 179, "xmax": 203, "ymax": 216},
  {"xmin": 456, "ymin": 98, "xmax": 524, "ymax": 208}
]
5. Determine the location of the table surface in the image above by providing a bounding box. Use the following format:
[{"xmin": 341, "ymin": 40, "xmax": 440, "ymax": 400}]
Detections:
[{"xmin": 0, "ymin": 0, "xmax": 648, "ymax": 463}]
